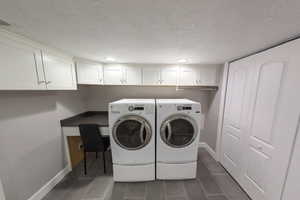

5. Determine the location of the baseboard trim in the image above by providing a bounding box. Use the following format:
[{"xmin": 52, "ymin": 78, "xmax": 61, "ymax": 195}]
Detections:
[
  {"xmin": 199, "ymin": 142, "xmax": 217, "ymax": 161},
  {"xmin": 28, "ymin": 166, "xmax": 70, "ymax": 200}
]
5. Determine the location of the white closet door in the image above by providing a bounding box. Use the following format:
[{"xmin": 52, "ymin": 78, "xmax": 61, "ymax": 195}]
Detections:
[
  {"xmin": 123, "ymin": 65, "xmax": 142, "ymax": 85},
  {"xmin": 240, "ymin": 44, "xmax": 300, "ymax": 200},
  {"xmin": 42, "ymin": 53, "xmax": 76, "ymax": 90},
  {"xmin": 142, "ymin": 67, "xmax": 161, "ymax": 85},
  {"xmin": 0, "ymin": 36, "xmax": 46, "ymax": 90},
  {"xmin": 160, "ymin": 65, "xmax": 178, "ymax": 85},
  {"xmin": 239, "ymin": 61, "xmax": 284, "ymax": 200},
  {"xmin": 222, "ymin": 39, "xmax": 300, "ymax": 200},
  {"xmin": 221, "ymin": 58, "xmax": 250, "ymax": 181},
  {"xmin": 77, "ymin": 61, "xmax": 103, "ymax": 85},
  {"xmin": 178, "ymin": 66, "xmax": 197, "ymax": 86},
  {"xmin": 103, "ymin": 64, "xmax": 123, "ymax": 85}
]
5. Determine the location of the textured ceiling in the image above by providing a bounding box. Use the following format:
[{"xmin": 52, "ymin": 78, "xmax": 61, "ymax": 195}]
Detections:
[{"xmin": 1, "ymin": 0, "xmax": 300, "ymax": 64}]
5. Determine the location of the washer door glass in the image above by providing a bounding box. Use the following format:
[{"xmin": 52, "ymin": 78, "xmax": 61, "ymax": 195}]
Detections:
[
  {"xmin": 160, "ymin": 114, "xmax": 198, "ymax": 148},
  {"xmin": 113, "ymin": 115, "xmax": 152, "ymax": 150}
]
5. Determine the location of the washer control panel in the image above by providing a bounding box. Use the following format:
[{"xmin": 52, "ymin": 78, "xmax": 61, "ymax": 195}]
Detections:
[
  {"xmin": 128, "ymin": 105, "xmax": 144, "ymax": 111},
  {"xmin": 177, "ymin": 105, "xmax": 192, "ymax": 111}
]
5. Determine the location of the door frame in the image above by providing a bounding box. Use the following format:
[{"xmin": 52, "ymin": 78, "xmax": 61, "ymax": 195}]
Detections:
[
  {"xmin": 215, "ymin": 62, "xmax": 230, "ymax": 162},
  {"xmin": 0, "ymin": 178, "xmax": 5, "ymax": 200}
]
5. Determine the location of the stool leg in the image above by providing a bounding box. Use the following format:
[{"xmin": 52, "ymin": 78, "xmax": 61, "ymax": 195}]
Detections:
[
  {"xmin": 103, "ymin": 152, "xmax": 106, "ymax": 174},
  {"xmin": 84, "ymin": 151, "xmax": 87, "ymax": 175}
]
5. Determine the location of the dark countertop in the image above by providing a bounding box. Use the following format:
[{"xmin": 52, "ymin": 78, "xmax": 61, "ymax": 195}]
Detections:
[{"xmin": 60, "ymin": 111, "xmax": 109, "ymax": 127}]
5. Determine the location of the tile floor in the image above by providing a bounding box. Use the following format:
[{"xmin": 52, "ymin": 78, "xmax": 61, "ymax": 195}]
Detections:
[{"xmin": 43, "ymin": 148, "xmax": 250, "ymax": 200}]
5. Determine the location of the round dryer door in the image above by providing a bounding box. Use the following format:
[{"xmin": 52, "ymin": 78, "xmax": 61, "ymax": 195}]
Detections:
[
  {"xmin": 112, "ymin": 115, "xmax": 152, "ymax": 150},
  {"xmin": 160, "ymin": 114, "xmax": 198, "ymax": 148}
]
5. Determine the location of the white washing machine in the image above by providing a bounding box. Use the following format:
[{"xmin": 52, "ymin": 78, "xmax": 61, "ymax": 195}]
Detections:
[
  {"xmin": 156, "ymin": 99, "xmax": 202, "ymax": 180},
  {"xmin": 109, "ymin": 99, "xmax": 155, "ymax": 182}
]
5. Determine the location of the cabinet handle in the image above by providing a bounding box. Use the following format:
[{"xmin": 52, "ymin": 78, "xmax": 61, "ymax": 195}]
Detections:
[
  {"xmin": 257, "ymin": 146, "xmax": 263, "ymax": 151},
  {"xmin": 38, "ymin": 81, "xmax": 45, "ymax": 84},
  {"xmin": 34, "ymin": 53, "xmax": 45, "ymax": 85}
]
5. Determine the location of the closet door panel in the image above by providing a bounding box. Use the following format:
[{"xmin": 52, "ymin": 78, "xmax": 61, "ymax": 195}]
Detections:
[
  {"xmin": 227, "ymin": 68, "xmax": 246, "ymax": 128},
  {"xmin": 251, "ymin": 62, "xmax": 284, "ymax": 142},
  {"xmin": 221, "ymin": 60, "xmax": 249, "ymax": 180},
  {"xmin": 241, "ymin": 62, "xmax": 284, "ymax": 200}
]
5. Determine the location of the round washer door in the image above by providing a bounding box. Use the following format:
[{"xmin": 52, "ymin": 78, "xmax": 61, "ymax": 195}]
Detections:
[
  {"xmin": 112, "ymin": 115, "xmax": 152, "ymax": 150},
  {"xmin": 160, "ymin": 114, "xmax": 198, "ymax": 148}
]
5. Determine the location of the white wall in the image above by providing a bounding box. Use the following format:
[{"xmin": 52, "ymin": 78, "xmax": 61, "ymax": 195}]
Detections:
[
  {"xmin": 0, "ymin": 90, "xmax": 86, "ymax": 200},
  {"xmin": 201, "ymin": 66, "xmax": 224, "ymax": 150}
]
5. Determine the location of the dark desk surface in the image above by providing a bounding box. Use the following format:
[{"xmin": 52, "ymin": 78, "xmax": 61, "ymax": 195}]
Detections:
[{"xmin": 60, "ymin": 111, "xmax": 109, "ymax": 127}]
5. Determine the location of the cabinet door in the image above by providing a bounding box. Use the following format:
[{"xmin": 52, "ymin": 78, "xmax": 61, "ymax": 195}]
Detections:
[
  {"xmin": 123, "ymin": 65, "xmax": 142, "ymax": 85},
  {"xmin": 160, "ymin": 66, "xmax": 178, "ymax": 85},
  {"xmin": 42, "ymin": 53, "xmax": 77, "ymax": 90},
  {"xmin": 142, "ymin": 67, "xmax": 161, "ymax": 85},
  {"xmin": 76, "ymin": 61, "xmax": 103, "ymax": 85},
  {"xmin": 198, "ymin": 66, "xmax": 218, "ymax": 86},
  {"xmin": 178, "ymin": 66, "xmax": 197, "ymax": 86},
  {"xmin": 103, "ymin": 64, "xmax": 123, "ymax": 85},
  {"xmin": 0, "ymin": 36, "xmax": 46, "ymax": 90}
]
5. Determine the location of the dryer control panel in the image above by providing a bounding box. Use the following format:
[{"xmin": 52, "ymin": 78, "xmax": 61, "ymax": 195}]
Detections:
[
  {"xmin": 128, "ymin": 105, "xmax": 144, "ymax": 111},
  {"xmin": 177, "ymin": 105, "xmax": 192, "ymax": 111}
]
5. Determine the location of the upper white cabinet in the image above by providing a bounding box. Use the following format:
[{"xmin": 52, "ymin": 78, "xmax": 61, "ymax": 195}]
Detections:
[
  {"xmin": 42, "ymin": 52, "xmax": 76, "ymax": 90},
  {"xmin": 178, "ymin": 65, "xmax": 197, "ymax": 86},
  {"xmin": 142, "ymin": 65, "xmax": 179, "ymax": 86},
  {"xmin": 178, "ymin": 65, "xmax": 219, "ymax": 86},
  {"xmin": 198, "ymin": 65, "xmax": 218, "ymax": 86},
  {"xmin": 160, "ymin": 65, "xmax": 178, "ymax": 85},
  {"xmin": 0, "ymin": 30, "xmax": 76, "ymax": 90},
  {"xmin": 142, "ymin": 67, "xmax": 161, "ymax": 85},
  {"xmin": 123, "ymin": 65, "xmax": 142, "ymax": 85},
  {"xmin": 103, "ymin": 64, "xmax": 124, "ymax": 85},
  {"xmin": 76, "ymin": 60, "xmax": 103, "ymax": 85},
  {"xmin": 0, "ymin": 34, "xmax": 46, "ymax": 90},
  {"xmin": 103, "ymin": 64, "xmax": 142, "ymax": 85}
]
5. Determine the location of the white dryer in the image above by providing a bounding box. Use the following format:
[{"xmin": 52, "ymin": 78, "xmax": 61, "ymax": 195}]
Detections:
[
  {"xmin": 156, "ymin": 99, "xmax": 202, "ymax": 180},
  {"xmin": 109, "ymin": 99, "xmax": 155, "ymax": 182}
]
